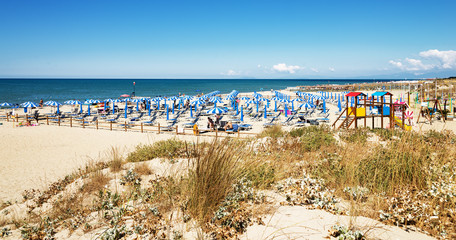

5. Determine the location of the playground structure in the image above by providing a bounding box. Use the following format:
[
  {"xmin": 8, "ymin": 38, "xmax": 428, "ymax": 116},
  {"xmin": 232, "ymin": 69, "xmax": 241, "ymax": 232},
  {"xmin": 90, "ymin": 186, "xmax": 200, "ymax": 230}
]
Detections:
[
  {"xmin": 332, "ymin": 91, "xmax": 412, "ymax": 131},
  {"xmin": 416, "ymin": 98, "xmax": 447, "ymax": 124}
]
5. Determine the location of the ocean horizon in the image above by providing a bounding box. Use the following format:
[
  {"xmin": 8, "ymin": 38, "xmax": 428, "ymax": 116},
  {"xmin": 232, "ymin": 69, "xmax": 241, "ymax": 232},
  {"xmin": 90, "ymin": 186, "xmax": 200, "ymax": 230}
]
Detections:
[{"xmin": 0, "ymin": 78, "xmax": 397, "ymax": 104}]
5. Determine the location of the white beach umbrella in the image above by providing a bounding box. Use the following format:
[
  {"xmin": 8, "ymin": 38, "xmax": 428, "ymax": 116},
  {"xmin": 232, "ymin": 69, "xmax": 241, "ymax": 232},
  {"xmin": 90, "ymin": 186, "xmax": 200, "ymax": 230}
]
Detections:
[
  {"xmin": 20, "ymin": 101, "xmax": 38, "ymax": 108},
  {"xmin": 206, "ymin": 107, "xmax": 227, "ymax": 115},
  {"xmin": 0, "ymin": 102, "xmax": 12, "ymax": 107}
]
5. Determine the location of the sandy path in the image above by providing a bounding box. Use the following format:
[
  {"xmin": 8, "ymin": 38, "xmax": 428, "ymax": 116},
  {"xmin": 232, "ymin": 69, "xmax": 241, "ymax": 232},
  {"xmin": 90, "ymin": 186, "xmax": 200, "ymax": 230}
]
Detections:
[{"xmin": 0, "ymin": 122, "xmax": 203, "ymax": 202}]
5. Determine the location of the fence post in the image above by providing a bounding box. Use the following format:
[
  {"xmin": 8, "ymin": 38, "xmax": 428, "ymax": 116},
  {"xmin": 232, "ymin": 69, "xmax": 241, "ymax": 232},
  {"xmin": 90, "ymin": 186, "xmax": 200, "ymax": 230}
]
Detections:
[
  {"xmin": 110, "ymin": 121, "xmax": 112, "ymax": 131},
  {"xmin": 176, "ymin": 126, "xmax": 178, "ymax": 135},
  {"xmin": 6, "ymin": 113, "xmax": 9, "ymax": 122},
  {"xmin": 70, "ymin": 117, "xmax": 72, "ymax": 127},
  {"xmin": 215, "ymin": 128, "xmax": 218, "ymax": 137},
  {"xmin": 26, "ymin": 114, "xmax": 28, "ymax": 122},
  {"xmin": 124, "ymin": 121, "xmax": 127, "ymax": 132},
  {"xmin": 96, "ymin": 119, "xmax": 98, "ymax": 130},
  {"xmin": 158, "ymin": 123, "xmax": 160, "ymax": 134},
  {"xmin": 16, "ymin": 114, "xmax": 19, "ymax": 122},
  {"xmin": 58, "ymin": 116, "xmax": 60, "ymax": 126},
  {"xmin": 238, "ymin": 130, "xmax": 240, "ymax": 138},
  {"xmin": 141, "ymin": 122, "xmax": 143, "ymax": 133},
  {"xmin": 46, "ymin": 116, "xmax": 49, "ymax": 125},
  {"xmin": 82, "ymin": 119, "xmax": 85, "ymax": 128}
]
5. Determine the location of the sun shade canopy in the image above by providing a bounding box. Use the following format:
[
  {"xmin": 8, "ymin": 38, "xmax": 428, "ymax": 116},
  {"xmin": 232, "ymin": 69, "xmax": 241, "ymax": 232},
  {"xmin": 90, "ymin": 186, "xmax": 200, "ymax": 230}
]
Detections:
[
  {"xmin": 371, "ymin": 91, "xmax": 393, "ymax": 97},
  {"xmin": 345, "ymin": 92, "xmax": 366, "ymax": 97}
]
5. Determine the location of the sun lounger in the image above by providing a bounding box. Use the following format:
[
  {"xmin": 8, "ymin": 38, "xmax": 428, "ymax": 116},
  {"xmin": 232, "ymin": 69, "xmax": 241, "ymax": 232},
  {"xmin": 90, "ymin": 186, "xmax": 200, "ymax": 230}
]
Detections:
[
  {"xmin": 106, "ymin": 114, "xmax": 120, "ymax": 122},
  {"xmin": 225, "ymin": 124, "xmax": 239, "ymax": 133},
  {"xmin": 160, "ymin": 120, "xmax": 177, "ymax": 131}
]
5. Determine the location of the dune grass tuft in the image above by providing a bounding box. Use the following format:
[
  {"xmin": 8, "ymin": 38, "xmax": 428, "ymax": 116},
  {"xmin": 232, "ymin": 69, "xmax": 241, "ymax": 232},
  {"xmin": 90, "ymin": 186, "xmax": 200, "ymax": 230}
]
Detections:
[{"xmin": 126, "ymin": 138, "xmax": 186, "ymax": 162}]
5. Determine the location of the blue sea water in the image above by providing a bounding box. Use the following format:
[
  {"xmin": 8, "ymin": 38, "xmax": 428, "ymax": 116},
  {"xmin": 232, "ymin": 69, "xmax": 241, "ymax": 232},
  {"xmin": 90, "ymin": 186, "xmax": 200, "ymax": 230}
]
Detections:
[{"xmin": 0, "ymin": 79, "xmax": 394, "ymax": 104}]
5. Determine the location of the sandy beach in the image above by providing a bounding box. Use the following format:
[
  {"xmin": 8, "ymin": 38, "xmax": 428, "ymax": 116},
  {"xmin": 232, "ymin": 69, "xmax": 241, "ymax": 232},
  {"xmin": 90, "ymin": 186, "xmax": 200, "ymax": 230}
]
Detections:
[
  {"xmin": 1, "ymin": 87, "xmax": 453, "ymax": 239},
  {"xmin": 1, "ymin": 88, "xmax": 455, "ymax": 202}
]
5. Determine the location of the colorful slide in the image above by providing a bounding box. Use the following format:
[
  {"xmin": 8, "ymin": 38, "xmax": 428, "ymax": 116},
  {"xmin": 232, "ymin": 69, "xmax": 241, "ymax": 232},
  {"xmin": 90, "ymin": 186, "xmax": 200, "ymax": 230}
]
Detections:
[{"xmin": 394, "ymin": 116, "xmax": 412, "ymax": 131}]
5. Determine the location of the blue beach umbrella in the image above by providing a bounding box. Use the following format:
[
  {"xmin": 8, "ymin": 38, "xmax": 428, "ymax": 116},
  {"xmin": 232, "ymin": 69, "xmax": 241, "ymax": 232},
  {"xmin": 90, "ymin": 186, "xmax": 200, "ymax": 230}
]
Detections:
[
  {"xmin": 0, "ymin": 102, "xmax": 12, "ymax": 108},
  {"xmin": 103, "ymin": 99, "xmax": 112, "ymax": 112},
  {"xmin": 45, "ymin": 101, "xmax": 61, "ymax": 114},
  {"xmin": 84, "ymin": 100, "xmax": 92, "ymax": 115},
  {"xmin": 131, "ymin": 99, "xmax": 141, "ymax": 112},
  {"xmin": 240, "ymin": 105, "xmax": 244, "ymax": 122},
  {"xmin": 21, "ymin": 101, "xmax": 38, "ymax": 113},
  {"xmin": 299, "ymin": 102, "xmax": 312, "ymax": 110},
  {"xmin": 166, "ymin": 104, "xmax": 169, "ymax": 120},
  {"xmin": 338, "ymin": 97, "xmax": 342, "ymax": 112},
  {"xmin": 284, "ymin": 103, "xmax": 288, "ymax": 117},
  {"xmin": 206, "ymin": 107, "xmax": 227, "ymax": 115},
  {"xmin": 124, "ymin": 100, "xmax": 130, "ymax": 118},
  {"xmin": 111, "ymin": 99, "xmax": 122, "ymax": 114},
  {"xmin": 322, "ymin": 99, "xmax": 326, "ymax": 113},
  {"xmin": 264, "ymin": 104, "xmax": 267, "ymax": 119}
]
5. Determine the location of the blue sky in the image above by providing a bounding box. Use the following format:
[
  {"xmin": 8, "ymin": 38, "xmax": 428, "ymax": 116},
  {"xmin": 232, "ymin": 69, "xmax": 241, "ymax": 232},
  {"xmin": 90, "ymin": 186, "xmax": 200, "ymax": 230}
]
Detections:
[{"xmin": 1, "ymin": 0, "xmax": 455, "ymax": 78}]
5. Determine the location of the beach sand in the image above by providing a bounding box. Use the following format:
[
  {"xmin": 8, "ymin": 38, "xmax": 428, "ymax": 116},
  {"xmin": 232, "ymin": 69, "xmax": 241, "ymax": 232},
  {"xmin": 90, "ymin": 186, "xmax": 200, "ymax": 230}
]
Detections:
[{"xmin": 0, "ymin": 88, "xmax": 451, "ymax": 239}]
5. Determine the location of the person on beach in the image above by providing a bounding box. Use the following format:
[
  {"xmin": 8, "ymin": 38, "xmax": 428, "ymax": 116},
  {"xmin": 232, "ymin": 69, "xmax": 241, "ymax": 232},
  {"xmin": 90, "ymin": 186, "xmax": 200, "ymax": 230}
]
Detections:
[
  {"xmin": 34, "ymin": 111, "xmax": 39, "ymax": 123},
  {"xmin": 39, "ymin": 99, "xmax": 43, "ymax": 107},
  {"xmin": 215, "ymin": 114, "xmax": 221, "ymax": 126},
  {"xmin": 224, "ymin": 121, "xmax": 233, "ymax": 131},
  {"xmin": 207, "ymin": 117, "xmax": 215, "ymax": 130}
]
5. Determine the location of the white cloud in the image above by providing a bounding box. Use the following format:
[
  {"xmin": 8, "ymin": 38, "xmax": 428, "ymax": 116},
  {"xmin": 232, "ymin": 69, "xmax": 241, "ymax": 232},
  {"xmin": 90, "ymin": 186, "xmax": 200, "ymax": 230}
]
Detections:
[
  {"xmin": 310, "ymin": 68, "xmax": 319, "ymax": 73},
  {"xmin": 404, "ymin": 58, "xmax": 433, "ymax": 71},
  {"xmin": 272, "ymin": 63, "xmax": 301, "ymax": 74},
  {"xmin": 389, "ymin": 49, "xmax": 456, "ymax": 72},
  {"xmin": 221, "ymin": 69, "xmax": 239, "ymax": 76},
  {"xmin": 419, "ymin": 49, "xmax": 456, "ymax": 69},
  {"xmin": 389, "ymin": 60, "xmax": 403, "ymax": 68},
  {"xmin": 328, "ymin": 67, "xmax": 335, "ymax": 72}
]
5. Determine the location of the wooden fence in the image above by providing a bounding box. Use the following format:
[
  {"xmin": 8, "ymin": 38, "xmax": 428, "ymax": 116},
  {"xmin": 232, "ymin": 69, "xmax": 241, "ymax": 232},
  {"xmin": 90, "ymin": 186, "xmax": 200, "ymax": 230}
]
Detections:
[{"xmin": 0, "ymin": 113, "xmax": 257, "ymax": 138}]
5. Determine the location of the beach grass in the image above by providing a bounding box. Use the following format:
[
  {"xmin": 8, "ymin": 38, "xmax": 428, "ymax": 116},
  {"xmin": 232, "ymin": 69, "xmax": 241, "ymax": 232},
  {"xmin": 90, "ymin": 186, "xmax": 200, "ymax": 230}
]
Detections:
[{"xmin": 2, "ymin": 127, "xmax": 456, "ymax": 238}]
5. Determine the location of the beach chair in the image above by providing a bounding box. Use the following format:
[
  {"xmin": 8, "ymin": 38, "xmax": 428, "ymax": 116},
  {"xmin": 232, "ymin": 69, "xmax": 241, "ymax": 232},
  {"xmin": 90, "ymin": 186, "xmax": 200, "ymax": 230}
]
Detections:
[
  {"xmin": 317, "ymin": 113, "xmax": 330, "ymax": 123},
  {"xmin": 106, "ymin": 114, "xmax": 120, "ymax": 123},
  {"xmin": 130, "ymin": 112, "xmax": 144, "ymax": 122},
  {"xmin": 142, "ymin": 116, "xmax": 156, "ymax": 126},
  {"xmin": 160, "ymin": 120, "xmax": 177, "ymax": 131},
  {"xmin": 225, "ymin": 124, "xmax": 239, "ymax": 133},
  {"xmin": 182, "ymin": 117, "xmax": 199, "ymax": 128},
  {"xmin": 281, "ymin": 115, "xmax": 295, "ymax": 126},
  {"xmin": 83, "ymin": 116, "xmax": 98, "ymax": 124},
  {"xmin": 238, "ymin": 123, "xmax": 252, "ymax": 130}
]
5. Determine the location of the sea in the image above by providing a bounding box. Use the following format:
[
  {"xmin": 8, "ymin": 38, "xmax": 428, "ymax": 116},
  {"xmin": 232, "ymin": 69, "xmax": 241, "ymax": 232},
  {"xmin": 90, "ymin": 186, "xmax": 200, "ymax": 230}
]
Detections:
[{"xmin": 0, "ymin": 79, "xmax": 395, "ymax": 104}]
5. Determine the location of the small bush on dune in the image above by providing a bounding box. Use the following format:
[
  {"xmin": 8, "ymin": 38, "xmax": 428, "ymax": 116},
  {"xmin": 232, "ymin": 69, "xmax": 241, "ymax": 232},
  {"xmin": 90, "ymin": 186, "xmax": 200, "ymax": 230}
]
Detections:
[
  {"xmin": 246, "ymin": 161, "xmax": 276, "ymax": 189},
  {"xmin": 300, "ymin": 125, "xmax": 335, "ymax": 152},
  {"xmin": 258, "ymin": 125, "xmax": 284, "ymax": 139},
  {"xmin": 81, "ymin": 170, "xmax": 111, "ymax": 194},
  {"xmin": 126, "ymin": 139, "xmax": 186, "ymax": 162},
  {"xmin": 288, "ymin": 127, "xmax": 305, "ymax": 137},
  {"xmin": 339, "ymin": 128, "xmax": 369, "ymax": 144},
  {"xmin": 134, "ymin": 162, "xmax": 153, "ymax": 175}
]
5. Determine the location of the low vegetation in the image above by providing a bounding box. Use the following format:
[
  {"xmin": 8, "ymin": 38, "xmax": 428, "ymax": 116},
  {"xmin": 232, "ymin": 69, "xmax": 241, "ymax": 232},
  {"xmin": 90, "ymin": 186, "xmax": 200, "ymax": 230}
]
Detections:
[{"xmin": 2, "ymin": 127, "xmax": 456, "ymax": 239}]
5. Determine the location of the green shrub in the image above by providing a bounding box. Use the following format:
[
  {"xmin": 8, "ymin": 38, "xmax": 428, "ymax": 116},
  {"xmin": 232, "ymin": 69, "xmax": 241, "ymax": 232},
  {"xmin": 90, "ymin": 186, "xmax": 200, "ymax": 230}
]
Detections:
[
  {"xmin": 339, "ymin": 128, "xmax": 369, "ymax": 144},
  {"xmin": 300, "ymin": 126, "xmax": 335, "ymax": 152},
  {"xmin": 126, "ymin": 139, "xmax": 186, "ymax": 162},
  {"xmin": 258, "ymin": 125, "xmax": 284, "ymax": 139},
  {"xmin": 288, "ymin": 127, "xmax": 305, "ymax": 137}
]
